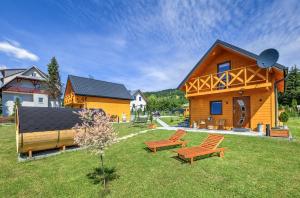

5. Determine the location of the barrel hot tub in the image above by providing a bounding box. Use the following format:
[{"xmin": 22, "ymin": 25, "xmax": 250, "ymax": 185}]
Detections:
[{"xmin": 16, "ymin": 107, "xmax": 82, "ymax": 157}]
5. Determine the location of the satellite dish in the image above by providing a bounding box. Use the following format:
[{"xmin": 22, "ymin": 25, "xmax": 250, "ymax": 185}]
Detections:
[{"xmin": 256, "ymin": 48, "xmax": 279, "ymax": 68}]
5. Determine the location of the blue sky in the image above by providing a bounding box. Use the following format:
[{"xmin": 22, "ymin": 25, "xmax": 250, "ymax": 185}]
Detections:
[{"xmin": 0, "ymin": 0, "xmax": 300, "ymax": 91}]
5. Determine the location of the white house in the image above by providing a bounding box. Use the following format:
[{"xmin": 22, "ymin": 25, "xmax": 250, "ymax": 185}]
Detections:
[
  {"xmin": 129, "ymin": 90, "xmax": 147, "ymax": 111},
  {"xmin": 0, "ymin": 66, "xmax": 60, "ymax": 116}
]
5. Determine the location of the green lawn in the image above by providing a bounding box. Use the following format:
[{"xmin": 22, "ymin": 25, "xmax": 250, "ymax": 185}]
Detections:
[
  {"xmin": 160, "ymin": 116, "xmax": 186, "ymax": 126},
  {"xmin": 113, "ymin": 122, "xmax": 149, "ymax": 137},
  {"xmin": 0, "ymin": 120, "xmax": 300, "ymax": 197}
]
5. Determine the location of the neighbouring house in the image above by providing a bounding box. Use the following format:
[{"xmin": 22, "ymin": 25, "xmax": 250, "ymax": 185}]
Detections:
[
  {"xmin": 0, "ymin": 66, "xmax": 60, "ymax": 116},
  {"xmin": 178, "ymin": 40, "xmax": 288, "ymax": 132},
  {"xmin": 64, "ymin": 75, "xmax": 131, "ymax": 122},
  {"xmin": 129, "ymin": 89, "xmax": 147, "ymax": 111}
]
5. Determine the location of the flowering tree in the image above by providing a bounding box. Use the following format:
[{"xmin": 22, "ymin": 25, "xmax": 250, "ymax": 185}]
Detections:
[{"xmin": 73, "ymin": 109, "xmax": 117, "ymax": 189}]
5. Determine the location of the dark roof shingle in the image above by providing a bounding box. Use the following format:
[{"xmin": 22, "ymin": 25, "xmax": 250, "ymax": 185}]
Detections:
[
  {"xmin": 18, "ymin": 107, "xmax": 82, "ymax": 133},
  {"xmin": 68, "ymin": 75, "xmax": 132, "ymax": 100}
]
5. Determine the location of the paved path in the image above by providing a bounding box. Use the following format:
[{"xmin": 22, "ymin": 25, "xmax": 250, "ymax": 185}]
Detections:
[
  {"xmin": 155, "ymin": 117, "xmax": 170, "ymax": 128},
  {"xmin": 118, "ymin": 129, "xmax": 155, "ymax": 140}
]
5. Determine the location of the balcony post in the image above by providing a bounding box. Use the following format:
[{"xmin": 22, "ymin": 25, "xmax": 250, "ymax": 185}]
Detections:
[
  {"xmin": 197, "ymin": 78, "xmax": 200, "ymax": 93},
  {"xmin": 210, "ymin": 75, "xmax": 213, "ymax": 91},
  {"xmin": 244, "ymin": 67, "xmax": 247, "ymax": 86},
  {"xmin": 226, "ymin": 71, "xmax": 229, "ymax": 89}
]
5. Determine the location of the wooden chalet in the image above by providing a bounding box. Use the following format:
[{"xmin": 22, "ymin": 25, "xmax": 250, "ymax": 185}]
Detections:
[
  {"xmin": 178, "ymin": 40, "xmax": 288, "ymax": 131},
  {"xmin": 64, "ymin": 75, "xmax": 131, "ymax": 122}
]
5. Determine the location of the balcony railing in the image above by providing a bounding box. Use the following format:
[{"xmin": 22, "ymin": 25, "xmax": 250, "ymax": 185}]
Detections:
[
  {"xmin": 185, "ymin": 65, "xmax": 271, "ymax": 97},
  {"xmin": 64, "ymin": 92, "xmax": 85, "ymax": 105},
  {"xmin": 3, "ymin": 86, "xmax": 48, "ymax": 94}
]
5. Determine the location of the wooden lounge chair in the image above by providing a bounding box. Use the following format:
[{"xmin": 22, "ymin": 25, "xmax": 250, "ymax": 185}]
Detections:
[
  {"xmin": 145, "ymin": 130, "xmax": 187, "ymax": 153},
  {"xmin": 175, "ymin": 134, "xmax": 225, "ymax": 164}
]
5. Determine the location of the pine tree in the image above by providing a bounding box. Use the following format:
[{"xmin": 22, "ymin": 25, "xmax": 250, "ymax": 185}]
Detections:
[
  {"xmin": 47, "ymin": 57, "xmax": 62, "ymax": 106},
  {"xmin": 282, "ymin": 66, "xmax": 300, "ymax": 105}
]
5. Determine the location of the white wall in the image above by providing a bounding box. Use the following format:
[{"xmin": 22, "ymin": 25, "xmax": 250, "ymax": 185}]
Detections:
[
  {"xmin": 2, "ymin": 92, "xmax": 48, "ymax": 116},
  {"xmin": 130, "ymin": 92, "xmax": 147, "ymax": 111}
]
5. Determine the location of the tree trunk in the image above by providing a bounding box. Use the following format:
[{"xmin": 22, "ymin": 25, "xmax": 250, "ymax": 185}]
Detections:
[{"xmin": 100, "ymin": 154, "xmax": 106, "ymax": 189}]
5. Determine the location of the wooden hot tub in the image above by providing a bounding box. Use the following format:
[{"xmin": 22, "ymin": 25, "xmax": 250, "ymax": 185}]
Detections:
[{"xmin": 16, "ymin": 107, "xmax": 82, "ymax": 157}]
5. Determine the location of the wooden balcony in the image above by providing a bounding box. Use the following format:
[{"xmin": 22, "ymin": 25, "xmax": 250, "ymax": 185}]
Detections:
[
  {"xmin": 185, "ymin": 65, "xmax": 272, "ymax": 97},
  {"xmin": 64, "ymin": 92, "xmax": 85, "ymax": 105},
  {"xmin": 3, "ymin": 86, "xmax": 48, "ymax": 94}
]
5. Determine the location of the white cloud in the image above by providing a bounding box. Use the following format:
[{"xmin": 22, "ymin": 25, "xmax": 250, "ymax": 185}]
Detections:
[
  {"xmin": 0, "ymin": 41, "xmax": 39, "ymax": 61},
  {"xmin": 0, "ymin": 65, "xmax": 7, "ymax": 69}
]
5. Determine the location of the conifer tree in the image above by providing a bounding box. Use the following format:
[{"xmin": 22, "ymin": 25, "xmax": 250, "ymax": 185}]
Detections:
[{"xmin": 47, "ymin": 57, "xmax": 62, "ymax": 106}]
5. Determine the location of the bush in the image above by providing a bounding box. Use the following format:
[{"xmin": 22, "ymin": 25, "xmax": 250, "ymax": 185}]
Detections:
[{"xmin": 279, "ymin": 112, "xmax": 289, "ymax": 124}]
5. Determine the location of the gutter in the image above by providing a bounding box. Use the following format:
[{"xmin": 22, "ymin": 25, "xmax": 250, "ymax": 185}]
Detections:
[{"xmin": 274, "ymin": 68, "xmax": 289, "ymax": 127}]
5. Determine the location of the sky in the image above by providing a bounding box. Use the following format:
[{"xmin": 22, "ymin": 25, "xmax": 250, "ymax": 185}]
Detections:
[{"xmin": 0, "ymin": 0, "xmax": 300, "ymax": 91}]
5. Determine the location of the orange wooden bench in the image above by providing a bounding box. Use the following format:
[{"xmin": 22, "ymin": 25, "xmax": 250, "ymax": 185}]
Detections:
[
  {"xmin": 175, "ymin": 134, "xmax": 225, "ymax": 164},
  {"xmin": 145, "ymin": 129, "xmax": 187, "ymax": 153}
]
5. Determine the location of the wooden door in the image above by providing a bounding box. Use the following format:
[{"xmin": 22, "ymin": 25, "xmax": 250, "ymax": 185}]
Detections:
[{"xmin": 233, "ymin": 96, "xmax": 250, "ymax": 128}]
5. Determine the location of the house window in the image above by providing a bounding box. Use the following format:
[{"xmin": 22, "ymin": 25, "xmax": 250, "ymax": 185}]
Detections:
[
  {"xmin": 32, "ymin": 72, "xmax": 37, "ymax": 77},
  {"xmin": 139, "ymin": 96, "xmax": 142, "ymax": 101},
  {"xmin": 217, "ymin": 61, "xmax": 231, "ymax": 89},
  {"xmin": 38, "ymin": 97, "xmax": 44, "ymax": 103},
  {"xmin": 210, "ymin": 101, "xmax": 222, "ymax": 115}
]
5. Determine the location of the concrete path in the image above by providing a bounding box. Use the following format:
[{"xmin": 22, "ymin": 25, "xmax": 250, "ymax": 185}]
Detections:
[
  {"xmin": 156, "ymin": 117, "xmax": 170, "ymax": 128},
  {"xmin": 118, "ymin": 129, "xmax": 155, "ymax": 141}
]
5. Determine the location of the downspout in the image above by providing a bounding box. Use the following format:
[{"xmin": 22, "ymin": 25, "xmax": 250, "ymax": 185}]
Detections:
[{"xmin": 274, "ymin": 68, "xmax": 288, "ymax": 127}]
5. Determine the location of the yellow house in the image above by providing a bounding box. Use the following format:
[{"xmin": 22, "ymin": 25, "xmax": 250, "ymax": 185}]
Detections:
[
  {"xmin": 178, "ymin": 40, "xmax": 288, "ymax": 132},
  {"xmin": 64, "ymin": 75, "xmax": 131, "ymax": 122}
]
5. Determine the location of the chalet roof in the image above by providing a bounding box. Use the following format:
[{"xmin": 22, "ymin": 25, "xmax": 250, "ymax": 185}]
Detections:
[
  {"xmin": 0, "ymin": 66, "xmax": 48, "ymax": 89},
  {"xmin": 18, "ymin": 107, "xmax": 82, "ymax": 133},
  {"xmin": 177, "ymin": 39, "xmax": 288, "ymax": 89},
  {"xmin": 68, "ymin": 75, "xmax": 132, "ymax": 100},
  {"xmin": 129, "ymin": 89, "xmax": 147, "ymax": 101}
]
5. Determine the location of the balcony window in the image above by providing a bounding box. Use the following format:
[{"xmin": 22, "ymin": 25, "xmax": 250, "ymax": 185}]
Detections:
[
  {"xmin": 210, "ymin": 101, "xmax": 222, "ymax": 115},
  {"xmin": 217, "ymin": 61, "xmax": 231, "ymax": 89}
]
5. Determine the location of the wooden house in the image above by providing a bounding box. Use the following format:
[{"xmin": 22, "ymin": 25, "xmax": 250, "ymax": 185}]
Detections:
[
  {"xmin": 64, "ymin": 75, "xmax": 131, "ymax": 122},
  {"xmin": 178, "ymin": 40, "xmax": 288, "ymax": 131}
]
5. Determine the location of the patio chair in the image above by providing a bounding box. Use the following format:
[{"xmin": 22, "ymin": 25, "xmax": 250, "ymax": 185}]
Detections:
[
  {"xmin": 145, "ymin": 129, "xmax": 187, "ymax": 153},
  {"xmin": 206, "ymin": 118, "xmax": 215, "ymax": 130},
  {"xmin": 217, "ymin": 119, "xmax": 226, "ymax": 130},
  {"xmin": 198, "ymin": 119, "xmax": 207, "ymax": 129},
  {"xmin": 175, "ymin": 134, "xmax": 225, "ymax": 164}
]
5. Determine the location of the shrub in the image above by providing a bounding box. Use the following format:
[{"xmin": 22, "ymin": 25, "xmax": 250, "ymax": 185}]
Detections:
[{"xmin": 279, "ymin": 112, "xmax": 289, "ymax": 124}]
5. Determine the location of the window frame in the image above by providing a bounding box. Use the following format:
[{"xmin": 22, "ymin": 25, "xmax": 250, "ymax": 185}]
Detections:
[
  {"xmin": 210, "ymin": 100, "xmax": 223, "ymax": 115},
  {"xmin": 217, "ymin": 61, "xmax": 231, "ymax": 73},
  {"xmin": 38, "ymin": 97, "xmax": 44, "ymax": 103},
  {"xmin": 217, "ymin": 61, "xmax": 231, "ymax": 89}
]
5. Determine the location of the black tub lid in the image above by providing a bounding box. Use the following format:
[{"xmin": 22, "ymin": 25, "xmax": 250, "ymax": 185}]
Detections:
[{"xmin": 18, "ymin": 107, "xmax": 83, "ymax": 133}]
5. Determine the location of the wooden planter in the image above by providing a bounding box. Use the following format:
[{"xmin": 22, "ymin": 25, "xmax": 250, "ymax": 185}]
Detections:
[{"xmin": 270, "ymin": 128, "xmax": 289, "ymax": 138}]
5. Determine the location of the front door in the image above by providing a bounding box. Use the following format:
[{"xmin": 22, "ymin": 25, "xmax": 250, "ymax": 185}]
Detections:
[{"xmin": 233, "ymin": 96, "xmax": 250, "ymax": 128}]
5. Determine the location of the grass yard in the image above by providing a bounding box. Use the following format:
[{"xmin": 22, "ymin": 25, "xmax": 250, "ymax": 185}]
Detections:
[
  {"xmin": 160, "ymin": 116, "xmax": 186, "ymax": 126},
  {"xmin": 0, "ymin": 120, "xmax": 300, "ymax": 197},
  {"xmin": 113, "ymin": 122, "xmax": 149, "ymax": 137}
]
